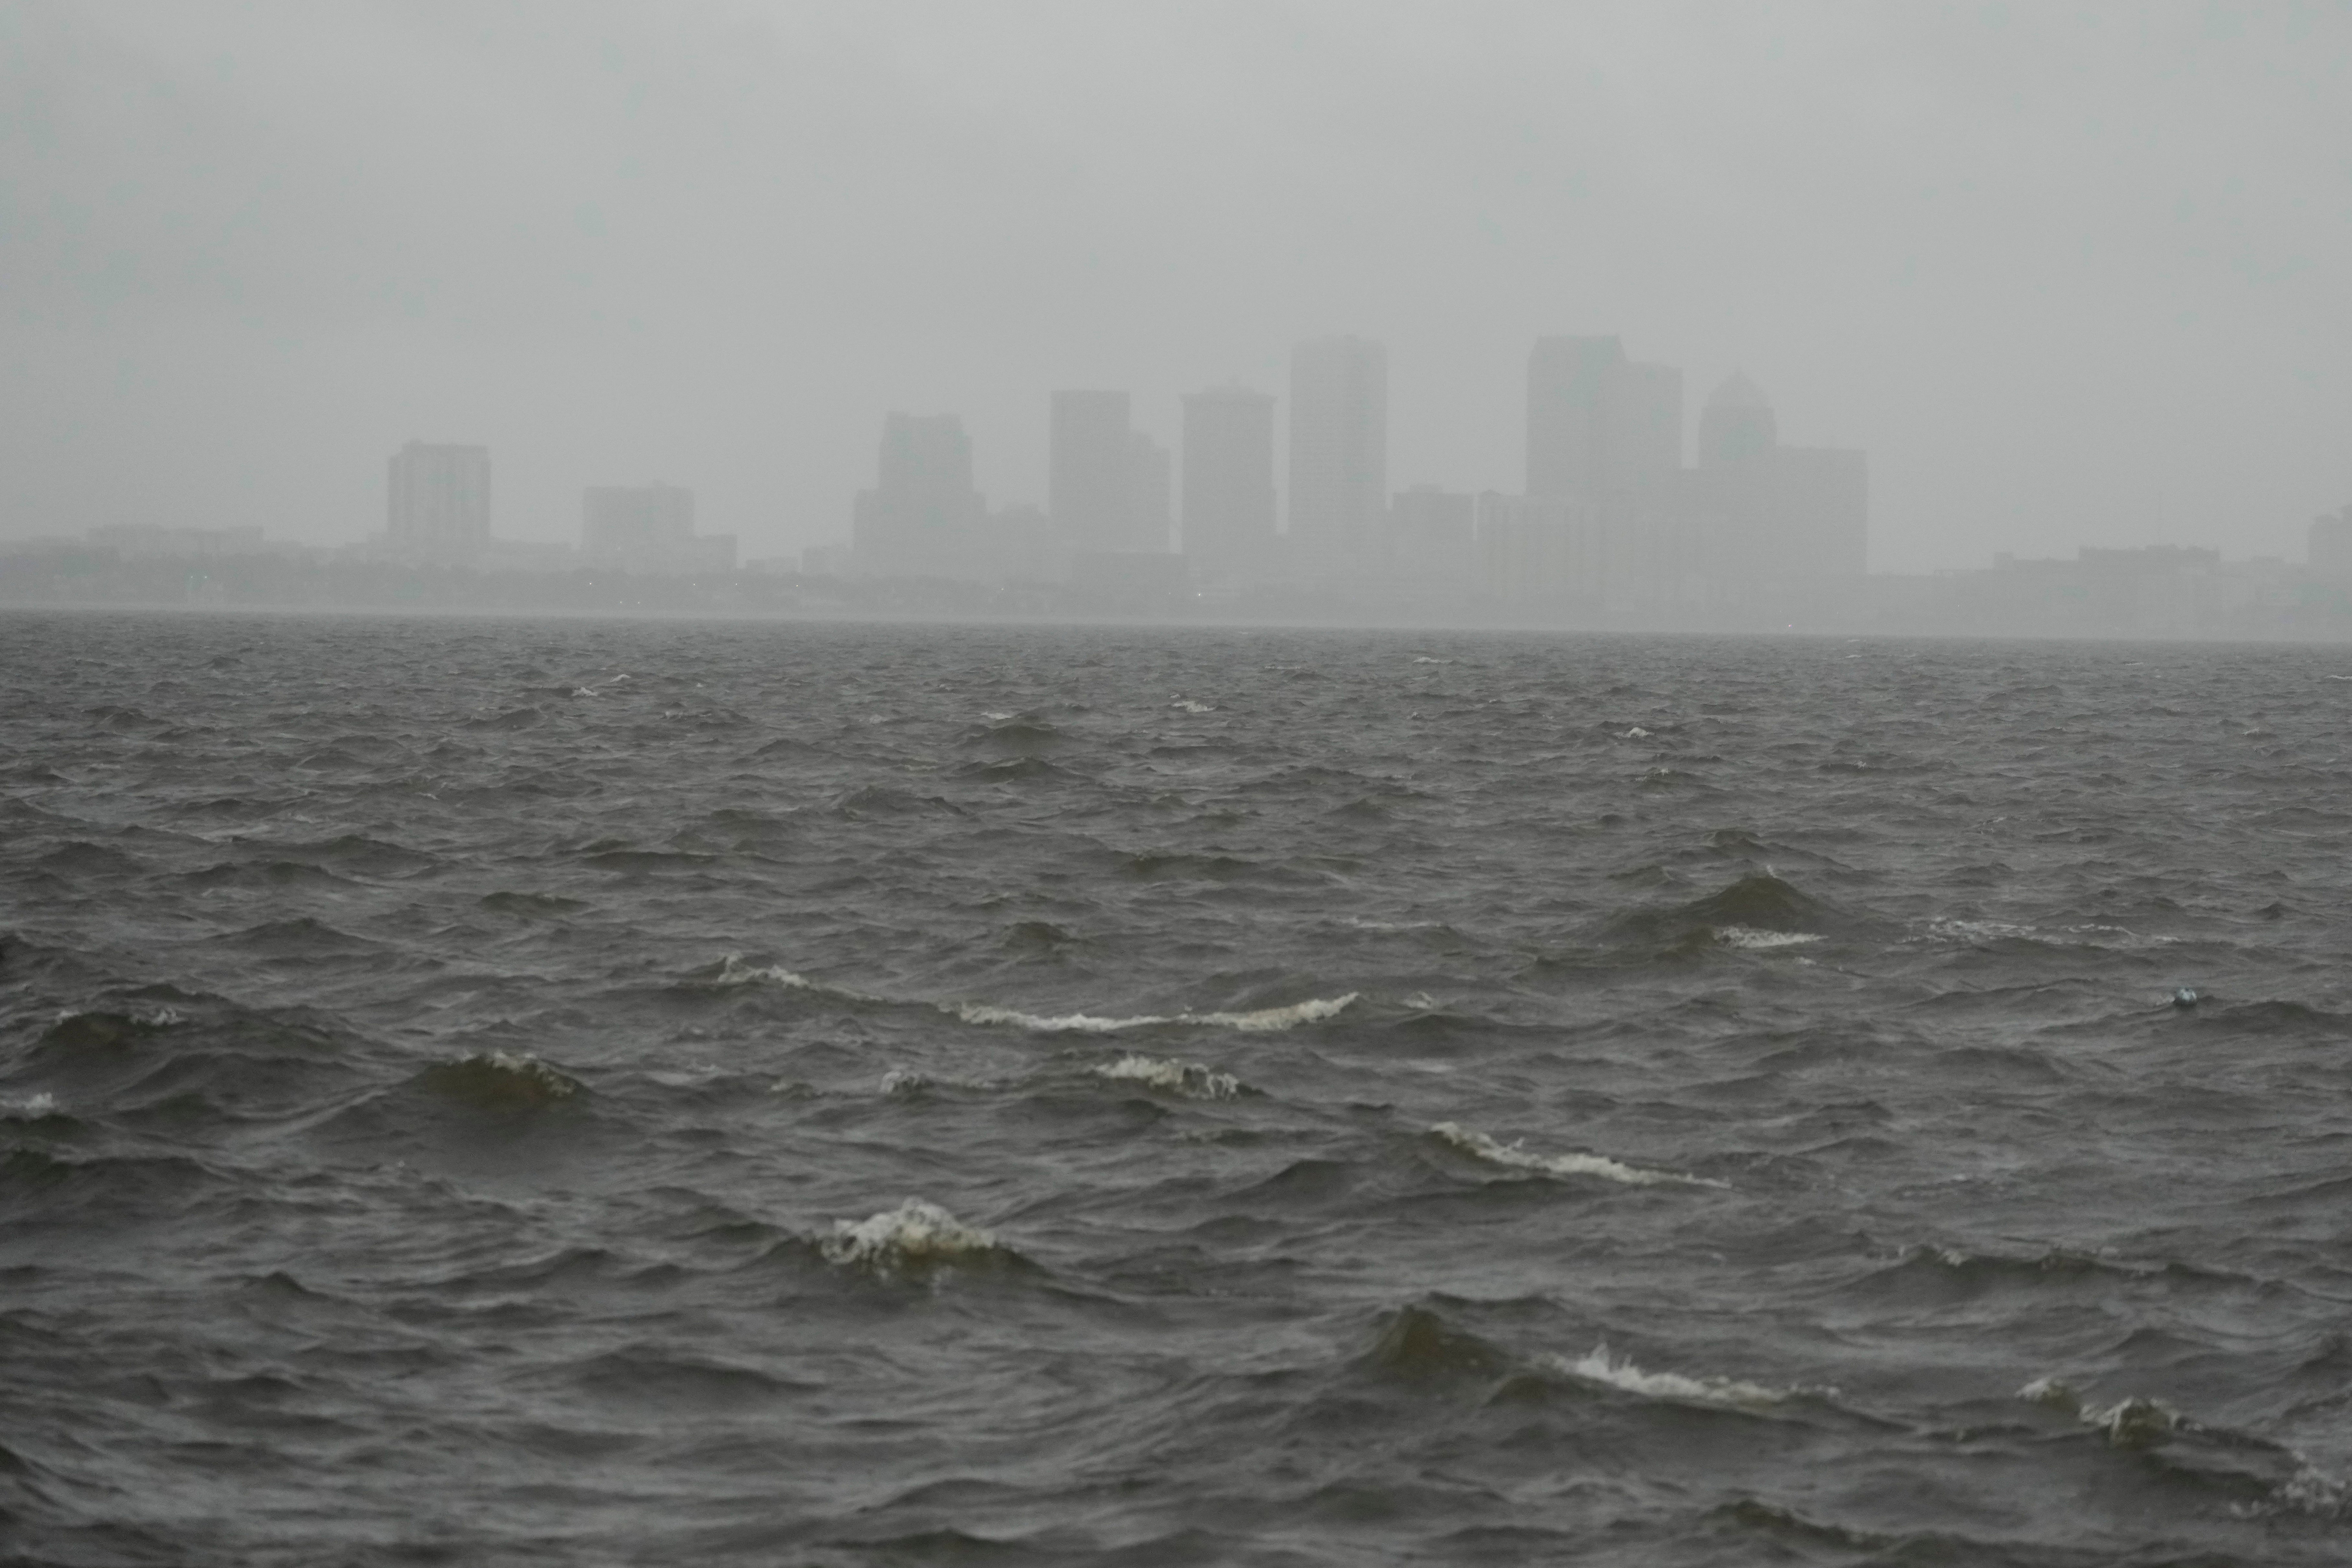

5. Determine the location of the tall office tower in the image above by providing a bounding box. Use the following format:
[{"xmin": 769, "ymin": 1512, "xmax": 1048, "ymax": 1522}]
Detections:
[
  {"xmin": 1698, "ymin": 373, "xmax": 1778, "ymax": 467},
  {"xmin": 1603, "ymin": 362, "xmax": 1684, "ymax": 484},
  {"xmin": 1525, "ymin": 336, "xmax": 1625, "ymax": 499},
  {"xmin": 1692, "ymin": 374, "xmax": 1866, "ymax": 582},
  {"xmin": 2312, "ymin": 506, "xmax": 2352, "ymax": 577},
  {"xmin": 852, "ymin": 412, "xmax": 989, "ymax": 578},
  {"xmin": 1181, "ymin": 384, "xmax": 1277, "ymax": 581},
  {"xmin": 387, "ymin": 441, "xmax": 491, "ymax": 551},
  {"xmin": 1050, "ymin": 390, "xmax": 1135, "ymax": 550},
  {"xmin": 1526, "ymin": 338, "xmax": 1684, "ymax": 500},
  {"xmin": 583, "ymin": 483, "xmax": 695, "ymax": 554},
  {"xmin": 1128, "ymin": 432, "xmax": 1173, "ymax": 552},
  {"xmin": 1288, "ymin": 336, "xmax": 1387, "ymax": 569}
]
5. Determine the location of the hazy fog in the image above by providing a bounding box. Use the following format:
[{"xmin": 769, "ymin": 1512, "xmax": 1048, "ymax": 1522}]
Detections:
[{"xmin": 3, "ymin": 0, "xmax": 2346, "ymax": 572}]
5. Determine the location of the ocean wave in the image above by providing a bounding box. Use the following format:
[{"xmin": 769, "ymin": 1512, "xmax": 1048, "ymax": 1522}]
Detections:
[
  {"xmin": 414, "ymin": 1051, "xmax": 582, "ymax": 1112},
  {"xmin": 820, "ymin": 1199, "xmax": 1003, "ymax": 1272},
  {"xmin": 713, "ymin": 954, "xmax": 881, "ymax": 1002},
  {"xmin": 1553, "ymin": 1344, "xmax": 1795, "ymax": 1408},
  {"xmin": 1169, "ymin": 697, "xmax": 1215, "ymax": 713},
  {"xmin": 1092, "ymin": 1054, "xmax": 1240, "ymax": 1099},
  {"xmin": 2018, "ymin": 1376, "xmax": 2180, "ymax": 1448},
  {"xmin": 1432, "ymin": 1121, "xmax": 1724, "ymax": 1188},
  {"xmin": 954, "ymin": 993, "xmax": 1356, "ymax": 1035},
  {"xmin": 1, "ymin": 1092, "xmax": 59, "ymax": 1119},
  {"xmin": 1714, "ymin": 926, "xmax": 1822, "ymax": 950}
]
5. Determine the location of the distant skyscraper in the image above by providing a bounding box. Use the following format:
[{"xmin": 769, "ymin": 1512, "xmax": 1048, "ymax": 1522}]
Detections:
[
  {"xmin": 1181, "ymin": 384, "xmax": 1276, "ymax": 581},
  {"xmin": 583, "ymin": 483, "xmax": 694, "ymax": 553},
  {"xmin": 1127, "ymin": 431, "xmax": 1173, "ymax": 552},
  {"xmin": 1698, "ymin": 373, "xmax": 1778, "ymax": 467},
  {"xmin": 852, "ymin": 412, "xmax": 989, "ymax": 578},
  {"xmin": 387, "ymin": 441, "xmax": 491, "ymax": 551},
  {"xmin": 1050, "ymin": 390, "xmax": 1135, "ymax": 551},
  {"xmin": 1288, "ymin": 336, "xmax": 1387, "ymax": 570},
  {"xmin": 580, "ymin": 482, "xmax": 735, "ymax": 574},
  {"xmin": 2311, "ymin": 505, "xmax": 2352, "ymax": 577},
  {"xmin": 1692, "ymin": 374, "xmax": 1865, "ymax": 581},
  {"xmin": 1525, "ymin": 336, "xmax": 1624, "ymax": 500},
  {"xmin": 1526, "ymin": 337, "xmax": 1682, "ymax": 500}
]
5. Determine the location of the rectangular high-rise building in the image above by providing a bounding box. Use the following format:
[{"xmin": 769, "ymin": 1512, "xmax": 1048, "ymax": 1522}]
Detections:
[
  {"xmin": 1526, "ymin": 337, "xmax": 1624, "ymax": 500},
  {"xmin": 583, "ymin": 483, "xmax": 694, "ymax": 554},
  {"xmin": 1525, "ymin": 338, "xmax": 1682, "ymax": 499},
  {"xmin": 1288, "ymin": 336, "xmax": 1387, "ymax": 571},
  {"xmin": 1181, "ymin": 384, "xmax": 1276, "ymax": 581},
  {"xmin": 1050, "ymin": 390, "xmax": 1135, "ymax": 551},
  {"xmin": 1128, "ymin": 431, "xmax": 1173, "ymax": 552},
  {"xmin": 388, "ymin": 441, "xmax": 491, "ymax": 551},
  {"xmin": 852, "ymin": 412, "xmax": 989, "ymax": 579}
]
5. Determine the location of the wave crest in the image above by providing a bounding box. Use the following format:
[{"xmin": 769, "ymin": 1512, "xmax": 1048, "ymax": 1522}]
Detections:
[
  {"xmin": 1555, "ymin": 1344, "xmax": 1794, "ymax": 1408},
  {"xmin": 955, "ymin": 993, "xmax": 1355, "ymax": 1035},
  {"xmin": 820, "ymin": 1199, "xmax": 1003, "ymax": 1272},
  {"xmin": 1432, "ymin": 1121, "xmax": 1724, "ymax": 1189},
  {"xmin": 1092, "ymin": 1054, "xmax": 1241, "ymax": 1099}
]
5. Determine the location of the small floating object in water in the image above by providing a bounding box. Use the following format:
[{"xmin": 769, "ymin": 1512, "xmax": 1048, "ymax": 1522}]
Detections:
[{"xmin": 2171, "ymin": 987, "xmax": 2200, "ymax": 1009}]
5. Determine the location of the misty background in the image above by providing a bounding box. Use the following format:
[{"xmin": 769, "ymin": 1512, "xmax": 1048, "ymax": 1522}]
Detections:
[{"xmin": 2, "ymin": 0, "xmax": 2346, "ymax": 573}]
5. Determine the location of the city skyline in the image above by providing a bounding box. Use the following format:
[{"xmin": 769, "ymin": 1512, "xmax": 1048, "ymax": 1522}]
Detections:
[{"xmin": 3, "ymin": 6, "xmax": 2343, "ymax": 574}]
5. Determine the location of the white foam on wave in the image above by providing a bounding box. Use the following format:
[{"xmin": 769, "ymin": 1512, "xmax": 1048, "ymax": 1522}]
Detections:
[
  {"xmin": 819, "ymin": 1198, "xmax": 1000, "ymax": 1269},
  {"xmin": 1714, "ymin": 926, "xmax": 1821, "ymax": 951},
  {"xmin": 1554, "ymin": 1344, "xmax": 1793, "ymax": 1408},
  {"xmin": 1432, "ymin": 1121, "xmax": 1725, "ymax": 1189},
  {"xmin": 1093, "ymin": 1053, "xmax": 1241, "ymax": 1099},
  {"xmin": 713, "ymin": 953, "xmax": 879, "ymax": 1002},
  {"xmin": 953, "ymin": 993, "xmax": 1357, "ymax": 1035},
  {"xmin": 1, "ymin": 1092, "xmax": 58, "ymax": 1118},
  {"xmin": 1169, "ymin": 697, "xmax": 1215, "ymax": 713}
]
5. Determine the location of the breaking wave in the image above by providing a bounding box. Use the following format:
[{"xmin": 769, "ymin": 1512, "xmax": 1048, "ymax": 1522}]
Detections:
[
  {"xmin": 1432, "ymin": 1121, "xmax": 1724, "ymax": 1189},
  {"xmin": 1715, "ymin": 927, "xmax": 1823, "ymax": 951},
  {"xmin": 1554, "ymin": 1344, "xmax": 1796, "ymax": 1408},
  {"xmin": 954, "ymin": 993, "xmax": 1356, "ymax": 1035},
  {"xmin": 1092, "ymin": 1054, "xmax": 1241, "ymax": 1099},
  {"xmin": 820, "ymin": 1199, "xmax": 1006, "ymax": 1273}
]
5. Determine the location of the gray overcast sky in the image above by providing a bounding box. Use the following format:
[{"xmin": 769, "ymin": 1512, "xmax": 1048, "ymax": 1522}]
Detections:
[{"xmin": 2, "ymin": 0, "xmax": 2346, "ymax": 571}]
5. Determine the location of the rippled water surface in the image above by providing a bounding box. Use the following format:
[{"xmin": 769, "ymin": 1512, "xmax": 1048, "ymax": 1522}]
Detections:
[{"xmin": 8, "ymin": 611, "xmax": 2352, "ymax": 1565}]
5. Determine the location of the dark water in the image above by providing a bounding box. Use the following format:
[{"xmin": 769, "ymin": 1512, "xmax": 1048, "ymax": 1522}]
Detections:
[{"xmin": 6, "ymin": 611, "xmax": 2352, "ymax": 1566}]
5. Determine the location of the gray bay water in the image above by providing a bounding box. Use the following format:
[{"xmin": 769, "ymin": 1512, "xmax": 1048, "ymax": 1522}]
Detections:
[{"xmin": 6, "ymin": 612, "xmax": 2352, "ymax": 1565}]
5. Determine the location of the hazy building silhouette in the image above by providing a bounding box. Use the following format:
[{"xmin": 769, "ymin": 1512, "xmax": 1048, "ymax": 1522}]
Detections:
[
  {"xmin": 1697, "ymin": 373, "xmax": 1777, "ymax": 467},
  {"xmin": 1692, "ymin": 373, "xmax": 1867, "ymax": 585},
  {"xmin": 582, "ymin": 483, "xmax": 736, "ymax": 574},
  {"xmin": 1387, "ymin": 485, "xmax": 1476, "ymax": 596},
  {"xmin": 1128, "ymin": 432, "xmax": 1173, "ymax": 552},
  {"xmin": 584, "ymin": 483, "xmax": 693, "ymax": 553},
  {"xmin": 1288, "ymin": 336, "xmax": 1387, "ymax": 573},
  {"xmin": 2310, "ymin": 505, "xmax": 2352, "ymax": 576},
  {"xmin": 1525, "ymin": 336, "xmax": 1624, "ymax": 501},
  {"xmin": 852, "ymin": 412, "xmax": 989, "ymax": 579},
  {"xmin": 387, "ymin": 441, "xmax": 490, "ymax": 554},
  {"xmin": 1050, "ymin": 390, "xmax": 1136, "ymax": 551},
  {"xmin": 1182, "ymin": 384, "xmax": 1276, "ymax": 583}
]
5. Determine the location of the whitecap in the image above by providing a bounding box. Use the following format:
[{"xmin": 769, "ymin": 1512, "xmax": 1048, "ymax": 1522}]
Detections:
[
  {"xmin": 1553, "ymin": 1344, "xmax": 1792, "ymax": 1408},
  {"xmin": 1622, "ymin": 726, "xmax": 1651, "ymax": 739},
  {"xmin": 1169, "ymin": 698, "xmax": 1215, "ymax": 714},
  {"xmin": 1411, "ymin": 655, "xmax": 1453, "ymax": 665},
  {"xmin": 879, "ymin": 1068, "xmax": 929, "ymax": 1095},
  {"xmin": 1713, "ymin": 927, "xmax": 1821, "ymax": 951},
  {"xmin": 713, "ymin": 953, "xmax": 879, "ymax": 1002},
  {"xmin": 2018, "ymin": 1376, "xmax": 2180, "ymax": 1447},
  {"xmin": 1432, "ymin": 1121, "xmax": 1724, "ymax": 1189},
  {"xmin": 952, "ymin": 993, "xmax": 1357, "ymax": 1035},
  {"xmin": 820, "ymin": 1198, "xmax": 999, "ymax": 1270},
  {"xmin": 1092, "ymin": 1053, "xmax": 1240, "ymax": 1099},
  {"xmin": 1, "ymin": 1092, "xmax": 58, "ymax": 1118}
]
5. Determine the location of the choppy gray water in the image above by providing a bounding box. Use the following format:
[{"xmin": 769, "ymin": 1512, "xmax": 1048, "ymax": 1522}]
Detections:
[{"xmin": 6, "ymin": 611, "xmax": 2352, "ymax": 1565}]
